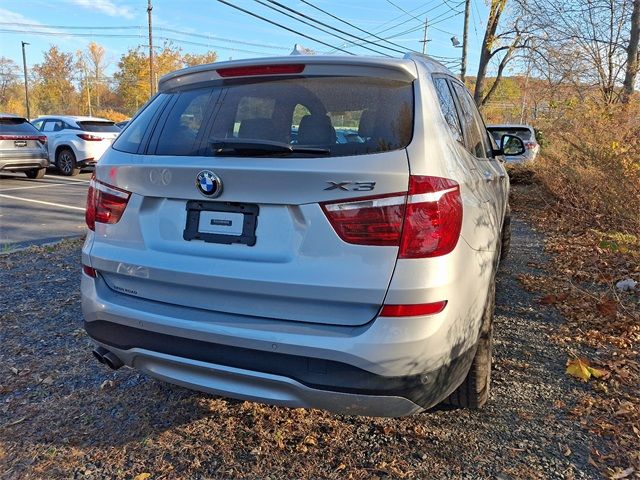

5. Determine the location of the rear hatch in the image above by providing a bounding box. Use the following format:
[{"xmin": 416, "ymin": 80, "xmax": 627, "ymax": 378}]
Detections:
[
  {"xmin": 91, "ymin": 61, "xmax": 416, "ymax": 326},
  {"xmin": 76, "ymin": 120, "xmax": 120, "ymax": 145},
  {"xmin": 0, "ymin": 117, "xmax": 46, "ymax": 159}
]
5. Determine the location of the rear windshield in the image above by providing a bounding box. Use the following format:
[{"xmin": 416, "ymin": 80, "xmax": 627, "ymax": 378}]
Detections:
[
  {"xmin": 114, "ymin": 76, "xmax": 414, "ymax": 157},
  {"xmin": 0, "ymin": 117, "xmax": 39, "ymax": 134},
  {"xmin": 487, "ymin": 127, "xmax": 533, "ymax": 142},
  {"xmin": 77, "ymin": 121, "xmax": 120, "ymax": 133}
]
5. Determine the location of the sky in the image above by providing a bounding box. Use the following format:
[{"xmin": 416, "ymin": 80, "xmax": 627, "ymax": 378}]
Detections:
[{"xmin": 0, "ymin": 0, "xmax": 489, "ymax": 79}]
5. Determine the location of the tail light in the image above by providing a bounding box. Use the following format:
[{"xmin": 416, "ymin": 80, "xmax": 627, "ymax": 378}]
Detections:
[
  {"xmin": 321, "ymin": 175, "xmax": 463, "ymax": 258},
  {"xmin": 524, "ymin": 142, "xmax": 536, "ymax": 149},
  {"xmin": 77, "ymin": 133, "xmax": 103, "ymax": 141},
  {"xmin": 82, "ymin": 264, "xmax": 97, "ymax": 278},
  {"xmin": 0, "ymin": 134, "xmax": 47, "ymax": 143},
  {"xmin": 85, "ymin": 176, "xmax": 131, "ymax": 231}
]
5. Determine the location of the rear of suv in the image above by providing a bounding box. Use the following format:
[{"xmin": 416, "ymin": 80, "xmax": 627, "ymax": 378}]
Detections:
[
  {"xmin": 82, "ymin": 54, "xmax": 523, "ymax": 416},
  {"xmin": 32, "ymin": 116, "xmax": 120, "ymax": 176},
  {"xmin": 0, "ymin": 113, "xmax": 49, "ymax": 178}
]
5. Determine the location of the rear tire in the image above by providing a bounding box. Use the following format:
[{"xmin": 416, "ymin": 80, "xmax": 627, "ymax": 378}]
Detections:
[
  {"xmin": 25, "ymin": 167, "xmax": 46, "ymax": 179},
  {"xmin": 500, "ymin": 204, "xmax": 511, "ymax": 261},
  {"xmin": 57, "ymin": 148, "xmax": 80, "ymax": 176},
  {"xmin": 446, "ymin": 281, "xmax": 495, "ymax": 409}
]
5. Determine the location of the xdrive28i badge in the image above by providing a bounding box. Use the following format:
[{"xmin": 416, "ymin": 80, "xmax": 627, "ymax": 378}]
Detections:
[{"xmin": 196, "ymin": 170, "xmax": 223, "ymax": 198}]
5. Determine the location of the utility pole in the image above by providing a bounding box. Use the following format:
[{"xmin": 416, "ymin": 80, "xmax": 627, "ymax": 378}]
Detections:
[
  {"xmin": 83, "ymin": 61, "xmax": 92, "ymax": 117},
  {"xmin": 421, "ymin": 17, "xmax": 428, "ymax": 54},
  {"xmin": 147, "ymin": 0, "xmax": 154, "ymax": 97},
  {"xmin": 460, "ymin": 0, "xmax": 471, "ymax": 82},
  {"xmin": 21, "ymin": 41, "xmax": 30, "ymax": 119}
]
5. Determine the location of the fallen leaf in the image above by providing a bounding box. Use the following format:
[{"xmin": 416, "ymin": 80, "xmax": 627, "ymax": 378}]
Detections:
[
  {"xmin": 303, "ymin": 435, "xmax": 317, "ymax": 446},
  {"xmin": 100, "ymin": 380, "xmax": 115, "ymax": 391},
  {"xmin": 610, "ymin": 467, "xmax": 634, "ymax": 479},
  {"xmin": 133, "ymin": 474, "xmax": 151, "ymax": 480},
  {"xmin": 540, "ymin": 294, "xmax": 558, "ymax": 305},
  {"xmin": 596, "ymin": 298, "xmax": 617, "ymax": 317},
  {"xmin": 566, "ymin": 358, "xmax": 591, "ymax": 382},
  {"xmin": 336, "ymin": 463, "xmax": 347, "ymax": 472},
  {"xmin": 566, "ymin": 358, "xmax": 608, "ymax": 382}
]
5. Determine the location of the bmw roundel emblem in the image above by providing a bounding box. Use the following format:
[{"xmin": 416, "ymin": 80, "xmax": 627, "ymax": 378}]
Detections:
[{"xmin": 196, "ymin": 170, "xmax": 222, "ymax": 197}]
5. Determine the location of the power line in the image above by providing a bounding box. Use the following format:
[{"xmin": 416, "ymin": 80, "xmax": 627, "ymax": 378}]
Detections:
[
  {"xmin": 0, "ymin": 22, "xmax": 289, "ymax": 51},
  {"xmin": 0, "ymin": 29, "xmax": 280, "ymax": 56},
  {"xmin": 330, "ymin": 1, "xmax": 463, "ymax": 53},
  {"xmin": 298, "ymin": 0, "xmax": 421, "ymax": 54},
  {"xmin": 254, "ymin": 0, "xmax": 395, "ymax": 56},
  {"xmin": 215, "ymin": 0, "xmax": 355, "ymax": 55}
]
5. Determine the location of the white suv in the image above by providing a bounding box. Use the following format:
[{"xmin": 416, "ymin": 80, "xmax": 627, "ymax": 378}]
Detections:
[{"xmin": 32, "ymin": 116, "xmax": 120, "ymax": 176}]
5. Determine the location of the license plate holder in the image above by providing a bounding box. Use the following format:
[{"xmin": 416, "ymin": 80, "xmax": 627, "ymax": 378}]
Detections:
[
  {"xmin": 14, "ymin": 140, "xmax": 27, "ymax": 147},
  {"xmin": 183, "ymin": 200, "xmax": 258, "ymax": 246}
]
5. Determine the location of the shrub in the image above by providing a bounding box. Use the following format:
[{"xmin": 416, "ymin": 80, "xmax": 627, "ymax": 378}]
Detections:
[{"xmin": 531, "ymin": 101, "xmax": 640, "ymax": 234}]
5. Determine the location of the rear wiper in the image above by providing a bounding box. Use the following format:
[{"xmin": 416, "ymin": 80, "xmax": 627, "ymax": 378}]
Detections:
[{"xmin": 209, "ymin": 138, "xmax": 330, "ymax": 156}]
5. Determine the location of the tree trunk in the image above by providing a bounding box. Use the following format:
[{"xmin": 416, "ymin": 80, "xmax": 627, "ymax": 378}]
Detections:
[
  {"xmin": 622, "ymin": 0, "xmax": 640, "ymax": 103},
  {"xmin": 473, "ymin": 0, "xmax": 508, "ymax": 107}
]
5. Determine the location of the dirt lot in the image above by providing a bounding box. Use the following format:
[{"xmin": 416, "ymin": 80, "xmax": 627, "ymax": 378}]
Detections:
[{"xmin": 0, "ymin": 207, "xmax": 605, "ymax": 478}]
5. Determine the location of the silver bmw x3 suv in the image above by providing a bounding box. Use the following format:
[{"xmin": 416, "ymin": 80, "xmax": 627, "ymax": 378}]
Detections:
[{"xmin": 82, "ymin": 53, "xmax": 524, "ymax": 416}]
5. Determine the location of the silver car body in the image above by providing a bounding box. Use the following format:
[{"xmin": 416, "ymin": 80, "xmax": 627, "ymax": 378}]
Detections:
[
  {"xmin": 82, "ymin": 54, "xmax": 509, "ymax": 416},
  {"xmin": 487, "ymin": 124, "xmax": 539, "ymax": 163},
  {"xmin": 0, "ymin": 113, "xmax": 49, "ymax": 173}
]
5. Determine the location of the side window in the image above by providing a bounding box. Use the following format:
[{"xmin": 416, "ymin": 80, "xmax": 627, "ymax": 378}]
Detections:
[
  {"xmin": 32, "ymin": 119, "xmax": 43, "ymax": 130},
  {"xmin": 451, "ymin": 83, "xmax": 490, "ymax": 158},
  {"xmin": 113, "ymin": 94, "xmax": 168, "ymax": 154},
  {"xmin": 433, "ymin": 77, "xmax": 463, "ymax": 144},
  {"xmin": 155, "ymin": 89, "xmax": 213, "ymax": 156},
  {"xmin": 42, "ymin": 121, "xmax": 58, "ymax": 132}
]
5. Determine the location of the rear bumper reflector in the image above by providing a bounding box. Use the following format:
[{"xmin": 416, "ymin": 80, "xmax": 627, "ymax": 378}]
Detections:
[{"xmin": 380, "ymin": 301, "xmax": 447, "ymax": 317}]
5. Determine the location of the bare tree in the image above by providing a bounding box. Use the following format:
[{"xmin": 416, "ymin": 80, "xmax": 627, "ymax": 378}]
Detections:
[
  {"xmin": 473, "ymin": 0, "xmax": 529, "ymax": 108},
  {"xmin": 523, "ymin": 0, "xmax": 633, "ymax": 104},
  {"xmin": 622, "ymin": 0, "xmax": 640, "ymax": 102},
  {"xmin": 83, "ymin": 42, "xmax": 109, "ymax": 109}
]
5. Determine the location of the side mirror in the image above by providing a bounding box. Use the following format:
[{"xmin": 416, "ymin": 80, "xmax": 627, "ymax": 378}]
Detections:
[{"xmin": 500, "ymin": 134, "xmax": 526, "ymax": 156}]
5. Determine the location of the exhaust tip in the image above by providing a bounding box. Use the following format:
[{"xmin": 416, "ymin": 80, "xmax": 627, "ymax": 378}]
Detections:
[
  {"xmin": 92, "ymin": 346, "xmax": 123, "ymax": 370},
  {"xmin": 102, "ymin": 351, "xmax": 124, "ymax": 370},
  {"xmin": 92, "ymin": 346, "xmax": 109, "ymax": 364}
]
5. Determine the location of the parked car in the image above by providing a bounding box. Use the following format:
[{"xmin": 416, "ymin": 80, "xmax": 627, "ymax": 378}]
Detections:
[
  {"xmin": 0, "ymin": 113, "xmax": 49, "ymax": 179},
  {"xmin": 32, "ymin": 116, "xmax": 120, "ymax": 176},
  {"xmin": 82, "ymin": 54, "xmax": 524, "ymax": 416},
  {"xmin": 487, "ymin": 124, "xmax": 539, "ymax": 163}
]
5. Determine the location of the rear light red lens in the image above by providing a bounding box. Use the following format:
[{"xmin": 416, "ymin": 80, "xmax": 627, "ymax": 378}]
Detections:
[
  {"xmin": 321, "ymin": 193, "xmax": 406, "ymax": 246},
  {"xmin": 524, "ymin": 142, "xmax": 536, "ymax": 149},
  {"xmin": 399, "ymin": 176, "xmax": 462, "ymax": 258},
  {"xmin": 82, "ymin": 264, "xmax": 97, "ymax": 277},
  {"xmin": 380, "ymin": 301, "xmax": 447, "ymax": 317},
  {"xmin": 0, "ymin": 135, "xmax": 43, "ymax": 140},
  {"xmin": 37, "ymin": 135, "xmax": 47, "ymax": 144},
  {"xmin": 320, "ymin": 176, "xmax": 462, "ymax": 258},
  {"xmin": 217, "ymin": 64, "xmax": 305, "ymax": 78},
  {"xmin": 85, "ymin": 177, "xmax": 131, "ymax": 231},
  {"xmin": 77, "ymin": 133, "xmax": 103, "ymax": 141}
]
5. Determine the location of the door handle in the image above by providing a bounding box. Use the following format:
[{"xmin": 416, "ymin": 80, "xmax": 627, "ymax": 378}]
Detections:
[{"xmin": 483, "ymin": 171, "xmax": 494, "ymax": 182}]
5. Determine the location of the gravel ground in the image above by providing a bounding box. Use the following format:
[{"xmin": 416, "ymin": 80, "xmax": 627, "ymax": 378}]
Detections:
[{"xmin": 0, "ymin": 218, "xmax": 604, "ymax": 479}]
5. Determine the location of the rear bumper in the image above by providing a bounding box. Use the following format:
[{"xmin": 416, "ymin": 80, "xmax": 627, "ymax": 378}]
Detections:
[
  {"xmin": 81, "ymin": 274, "xmax": 475, "ymax": 416},
  {"xmin": 0, "ymin": 156, "xmax": 49, "ymax": 171}
]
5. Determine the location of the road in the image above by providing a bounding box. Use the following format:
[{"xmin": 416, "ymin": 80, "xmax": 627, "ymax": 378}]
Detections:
[{"xmin": 0, "ymin": 171, "xmax": 92, "ymax": 248}]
